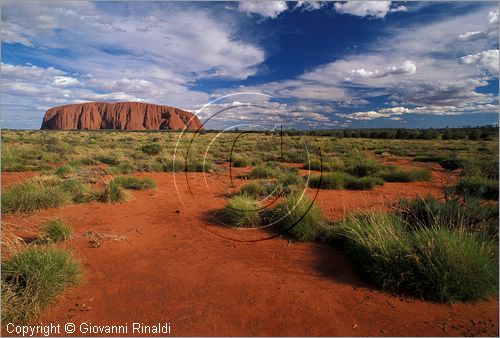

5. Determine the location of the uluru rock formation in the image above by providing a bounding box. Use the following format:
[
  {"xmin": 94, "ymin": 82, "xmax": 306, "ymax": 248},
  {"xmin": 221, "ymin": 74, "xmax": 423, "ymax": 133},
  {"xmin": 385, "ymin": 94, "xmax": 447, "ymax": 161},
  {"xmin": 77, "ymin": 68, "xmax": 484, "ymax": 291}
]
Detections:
[{"xmin": 40, "ymin": 102, "xmax": 203, "ymax": 130}]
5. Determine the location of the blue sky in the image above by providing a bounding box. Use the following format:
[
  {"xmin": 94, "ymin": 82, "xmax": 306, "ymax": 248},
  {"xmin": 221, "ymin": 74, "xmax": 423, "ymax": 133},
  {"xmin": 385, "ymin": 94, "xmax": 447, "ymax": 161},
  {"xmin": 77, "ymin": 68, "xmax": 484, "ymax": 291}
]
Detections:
[{"xmin": 1, "ymin": 1, "xmax": 499, "ymax": 129}]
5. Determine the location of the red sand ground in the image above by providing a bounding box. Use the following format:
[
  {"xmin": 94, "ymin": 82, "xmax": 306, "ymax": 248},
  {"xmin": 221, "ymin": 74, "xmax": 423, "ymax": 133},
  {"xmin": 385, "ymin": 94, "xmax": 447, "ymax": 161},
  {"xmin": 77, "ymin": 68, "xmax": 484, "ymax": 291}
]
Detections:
[{"xmin": 1, "ymin": 164, "xmax": 498, "ymax": 337}]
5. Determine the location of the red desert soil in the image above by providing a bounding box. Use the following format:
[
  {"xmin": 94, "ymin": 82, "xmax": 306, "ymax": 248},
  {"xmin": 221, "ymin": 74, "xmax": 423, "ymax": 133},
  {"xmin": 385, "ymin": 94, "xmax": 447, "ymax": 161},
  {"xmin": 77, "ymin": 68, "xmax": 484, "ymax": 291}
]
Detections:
[{"xmin": 1, "ymin": 166, "xmax": 498, "ymax": 337}]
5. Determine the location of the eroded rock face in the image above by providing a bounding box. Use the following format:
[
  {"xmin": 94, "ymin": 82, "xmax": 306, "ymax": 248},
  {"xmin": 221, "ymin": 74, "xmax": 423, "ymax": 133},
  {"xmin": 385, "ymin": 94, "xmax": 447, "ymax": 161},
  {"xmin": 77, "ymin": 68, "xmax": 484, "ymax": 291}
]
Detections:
[{"xmin": 40, "ymin": 102, "xmax": 203, "ymax": 130}]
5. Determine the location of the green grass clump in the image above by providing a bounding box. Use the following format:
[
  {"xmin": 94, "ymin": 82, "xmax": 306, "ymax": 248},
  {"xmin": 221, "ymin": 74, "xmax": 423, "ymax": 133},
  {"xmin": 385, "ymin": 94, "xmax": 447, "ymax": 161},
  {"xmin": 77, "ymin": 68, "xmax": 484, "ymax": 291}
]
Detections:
[
  {"xmin": 248, "ymin": 164, "xmax": 278, "ymax": 179},
  {"xmin": 141, "ymin": 143, "xmax": 161, "ymax": 156},
  {"xmin": 456, "ymin": 176, "xmax": 499, "ymax": 200},
  {"xmin": 112, "ymin": 176, "xmax": 156, "ymax": 190},
  {"xmin": 335, "ymin": 211, "xmax": 497, "ymax": 302},
  {"xmin": 438, "ymin": 158, "xmax": 468, "ymax": 170},
  {"xmin": 344, "ymin": 176, "xmax": 384, "ymax": 190},
  {"xmin": 308, "ymin": 172, "xmax": 346, "ymax": 189},
  {"xmin": 272, "ymin": 193, "xmax": 325, "ymax": 241},
  {"xmin": 54, "ymin": 165, "xmax": 76, "ymax": 177},
  {"xmin": 221, "ymin": 195, "xmax": 261, "ymax": 227},
  {"xmin": 303, "ymin": 158, "xmax": 344, "ymax": 172},
  {"xmin": 397, "ymin": 196, "xmax": 498, "ymax": 235},
  {"xmin": 98, "ymin": 180, "xmax": 128, "ymax": 203},
  {"xmin": 381, "ymin": 167, "xmax": 432, "ymax": 182},
  {"xmin": 110, "ymin": 161, "xmax": 136, "ymax": 174},
  {"xmin": 96, "ymin": 155, "xmax": 120, "ymax": 165},
  {"xmin": 308, "ymin": 172, "xmax": 383, "ymax": 190},
  {"xmin": 61, "ymin": 178, "xmax": 98, "ymax": 203},
  {"xmin": 347, "ymin": 161, "xmax": 381, "ymax": 177},
  {"xmin": 2, "ymin": 178, "xmax": 69, "ymax": 214},
  {"xmin": 2, "ymin": 247, "xmax": 81, "ymax": 323},
  {"xmin": 41, "ymin": 218, "xmax": 72, "ymax": 243},
  {"xmin": 231, "ymin": 156, "xmax": 249, "ymax": 167},
  {"xmin": 413, "ymin": 154, "xmax": 444, "ymax": 163},
  {"xmin": 239, "ymin": 181, "xmax": 280, "ymax": 198}
]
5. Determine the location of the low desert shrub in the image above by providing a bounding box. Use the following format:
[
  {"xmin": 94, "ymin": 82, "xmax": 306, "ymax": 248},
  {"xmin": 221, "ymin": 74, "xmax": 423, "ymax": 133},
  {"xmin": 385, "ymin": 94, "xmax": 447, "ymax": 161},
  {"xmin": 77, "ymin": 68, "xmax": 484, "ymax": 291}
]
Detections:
[
  {"xmin": 141, "ymin": 143, "xmax": 161, "ymax": 156},
  {"xmin": 308, "ymin": 172, "xmax": 346, "ymax": 189},
  {"xmin": 61, "ymin": 179, "xmax": 97, "ymax": 203},
  {"xmin": 308, "ymin": 172, "xmax": 383, "ymax": 190},
  {"xmin": 98, "ymin": 180, "xmax": 128, "ymax": 203},
  {"xmin": 438, "ymin": 158, "xmax": 468, "ymax": 170},
  {"xmin": 2, "ymin": 178, "xmax": 69, "ymax": 214},
  {"xmin": 1, "ymin": 247, "xmax": 81, "ymax": 323},
  {"xmin": 397, "ymin": 195, "xmax": 498, "ymax": 235},
  {"xmin": 53, "ymin": 165, "xmax": 76, "ymax": 177},
  {"xmin": 231, "ymin": 156, "xmax": 249, "ymax": 167},
  {"xmin": 96, "ymin": 155, "xmax": 120, "ymax": 165},
  {"xmin": 344, "ymin": 176, "xmax": 384, "ymax": 190},
  {"xmin": 221, "ymin": 195, "xmax": 261, "ymax": 227},
  {"xmin": 272, "ymin": 193, "xmax": 325, "ymax": 241},
  {"xmin": 455, "ymin": 176, "xmax": 499, "ymax": 200},
  {"xmin": 347, "ymin": 161, "xmax": 381, "ymax": 177},
  {"xmin": 41, "ymin": 218, "xmax": 72, "ymax": 243},
  {"xmin": 112, "ymin": 176, "xmax": 156, "ymax": 190},
  {"xmin": 381, "ymin": 168, "xmax": 432, "ymax": 182},
  {"xmin": 248, "ymin": 164, "xmax": 278, "ymax": 179},
  {"xmin": 335, "ymin": 211, "xmax": 497, "ymax": 302}
]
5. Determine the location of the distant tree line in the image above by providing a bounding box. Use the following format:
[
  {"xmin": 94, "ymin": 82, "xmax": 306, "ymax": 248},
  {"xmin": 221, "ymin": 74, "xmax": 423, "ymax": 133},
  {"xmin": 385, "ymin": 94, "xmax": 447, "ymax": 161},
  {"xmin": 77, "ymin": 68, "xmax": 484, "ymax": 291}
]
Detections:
[{"xmin": 282, "ymin": 125, "xmax": 498, "ymax": 140}]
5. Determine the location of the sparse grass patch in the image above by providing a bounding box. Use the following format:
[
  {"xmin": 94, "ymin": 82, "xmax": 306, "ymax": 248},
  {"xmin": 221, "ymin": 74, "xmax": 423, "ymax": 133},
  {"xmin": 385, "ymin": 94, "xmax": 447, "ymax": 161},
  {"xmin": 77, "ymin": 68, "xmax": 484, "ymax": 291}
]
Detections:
[
  {"xmin": 41, "ymin": 218, "xmax": 72, "ymax": 243},
  {"xmin": 248, "ymin": 164, "xmax": 279, "ymax": 179},
  {"xmin": 346, "ymin": 160, "xmax": 381, "ymax": 177},
  {"xmin": 112, "ymin": 176, "xmax": 156, "ymax": 190},
  {"xmin": 141, "ymin": 143, "xmax": 161, "ymax": 156},
  {"xmin": 2, "ymin": 178, "xmax": 69, "ymax": 214},
  {"xmin": 344, "ymin": 176, "xmax": 384, "ymax": 190},
  {"xmin": 397, "ymin": 195, "xmax": 498, "ymax": 235},
  {"xmin": 1, "ymin": 247, "xmax": 81, "ymax": 323},
  {"xmin": 98, "ymin": 180, "xmax": 128, "ymax": 203},
  {"xmin": 334, "ymin": 211, "xmax": 497, "ymax": 302},
  {"xmin": 381, "ymin": 167, "xmax": 432, "ymax": 182},
  {"xmin": 456, "ymin": 176, "xmax": 499, "ymax": 200},
  {"xmin": 272, "ymin": 193, "xmax": 325, "ymax": 241},
  {"xmin": 308, "ymin": 172, "xmax": 346, "ymax": 189},
  {"xmin": 221, "ymin": 195, "xmax": 261, "ymax": 227}
]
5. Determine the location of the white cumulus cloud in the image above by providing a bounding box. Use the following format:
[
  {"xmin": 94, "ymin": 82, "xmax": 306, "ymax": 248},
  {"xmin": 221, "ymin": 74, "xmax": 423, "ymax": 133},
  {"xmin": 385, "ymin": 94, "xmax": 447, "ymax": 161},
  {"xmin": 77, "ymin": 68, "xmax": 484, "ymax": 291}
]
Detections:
[
  {"xmin": 237, "ymin": 1, "xmax": 289, "ymax": 18},
  {"xmin": 460, "ymin": 49, "xmax": 499, "ymax": 74}
]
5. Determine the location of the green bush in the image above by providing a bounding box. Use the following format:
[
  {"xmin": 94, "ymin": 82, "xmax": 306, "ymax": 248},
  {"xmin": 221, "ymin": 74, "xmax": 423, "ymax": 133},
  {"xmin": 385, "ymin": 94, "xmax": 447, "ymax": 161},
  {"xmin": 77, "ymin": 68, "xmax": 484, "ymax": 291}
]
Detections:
[
  {"xmin": 335, "ymin": 211, "xmax": 497, "ymax": 302},
  {"xmin": 239, "ymin": 181, "xmax": 280, "ymax": 198},
  {"xmin": 272, "ymin": 193, "xmax": 325, "ymax": 241},
  {"xmin": 308, "ymin": 172, "xmax": 346, "ymax": 189},
  {"xmin": 413, "ymin": 154, "xmax": 444, "ymax": 163},
  {"xmin": 231, "ymin": 156, "xmax": 249, "ymax": 167},
  {"xmin": 61, "ymin": 179, "xmax": 97, "ymax": 203},
  {"xmin": 248, "ymin": 165, "xmax": 278, "ymax": 179},
  {"xmin": 54, "ymin": 165, "xmax": 76, "ymax": 177},
  {"xmin": 2, "ymin": 247, "xmax": 81, "ymax": 323},
  {"xmin": 347, "ymin": 161, "xmax": 381, "ymax": 177},
  {"xmin": 41, "ymin": 218, "xmax": 72, "ymax": 243},
  {"xmin": 397, "ymin": 196, "xmax": 498, "ymax": 239},
  {"xmin": 381, "ymin": 168, "xmax": 432, "ymax": 182},
  {"xmin": 112, "ymin": 176, "xmax": 156, "ymax": 190},
  {"xmin": 344, "ymin": 176, "xmax": 384, "ymax": 190},
  {"xmin": 438, "ymin": 158, "xmax": 468, "ymax": 170},
  {"xmin": 98, "ymin": 180, "xmax": 128, "ymax": 203},
  {"xmin": 111, "ymin": 161, "xmax": 136, "ymax": 174},
  {"xmin": 2, "ymin": 179, "xmax": 69, "ymax": 214},
  {"xmin": 303, "ymin": 158, "xmax": 344, "ymax": 172},
  {"xmin": 456, "ymin": 176, "xmax": 499, "ymax": 200},
  {"xmin": 221, "ymin": 195, "xmax": 261, "ymax": 227},
  {"xmin": 141, "ymin": 143, "xmax": 161, "ymax": 156},
  {"xmin": 96, "ymin": 155, "xmax": 120, "ymax": 165}
]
